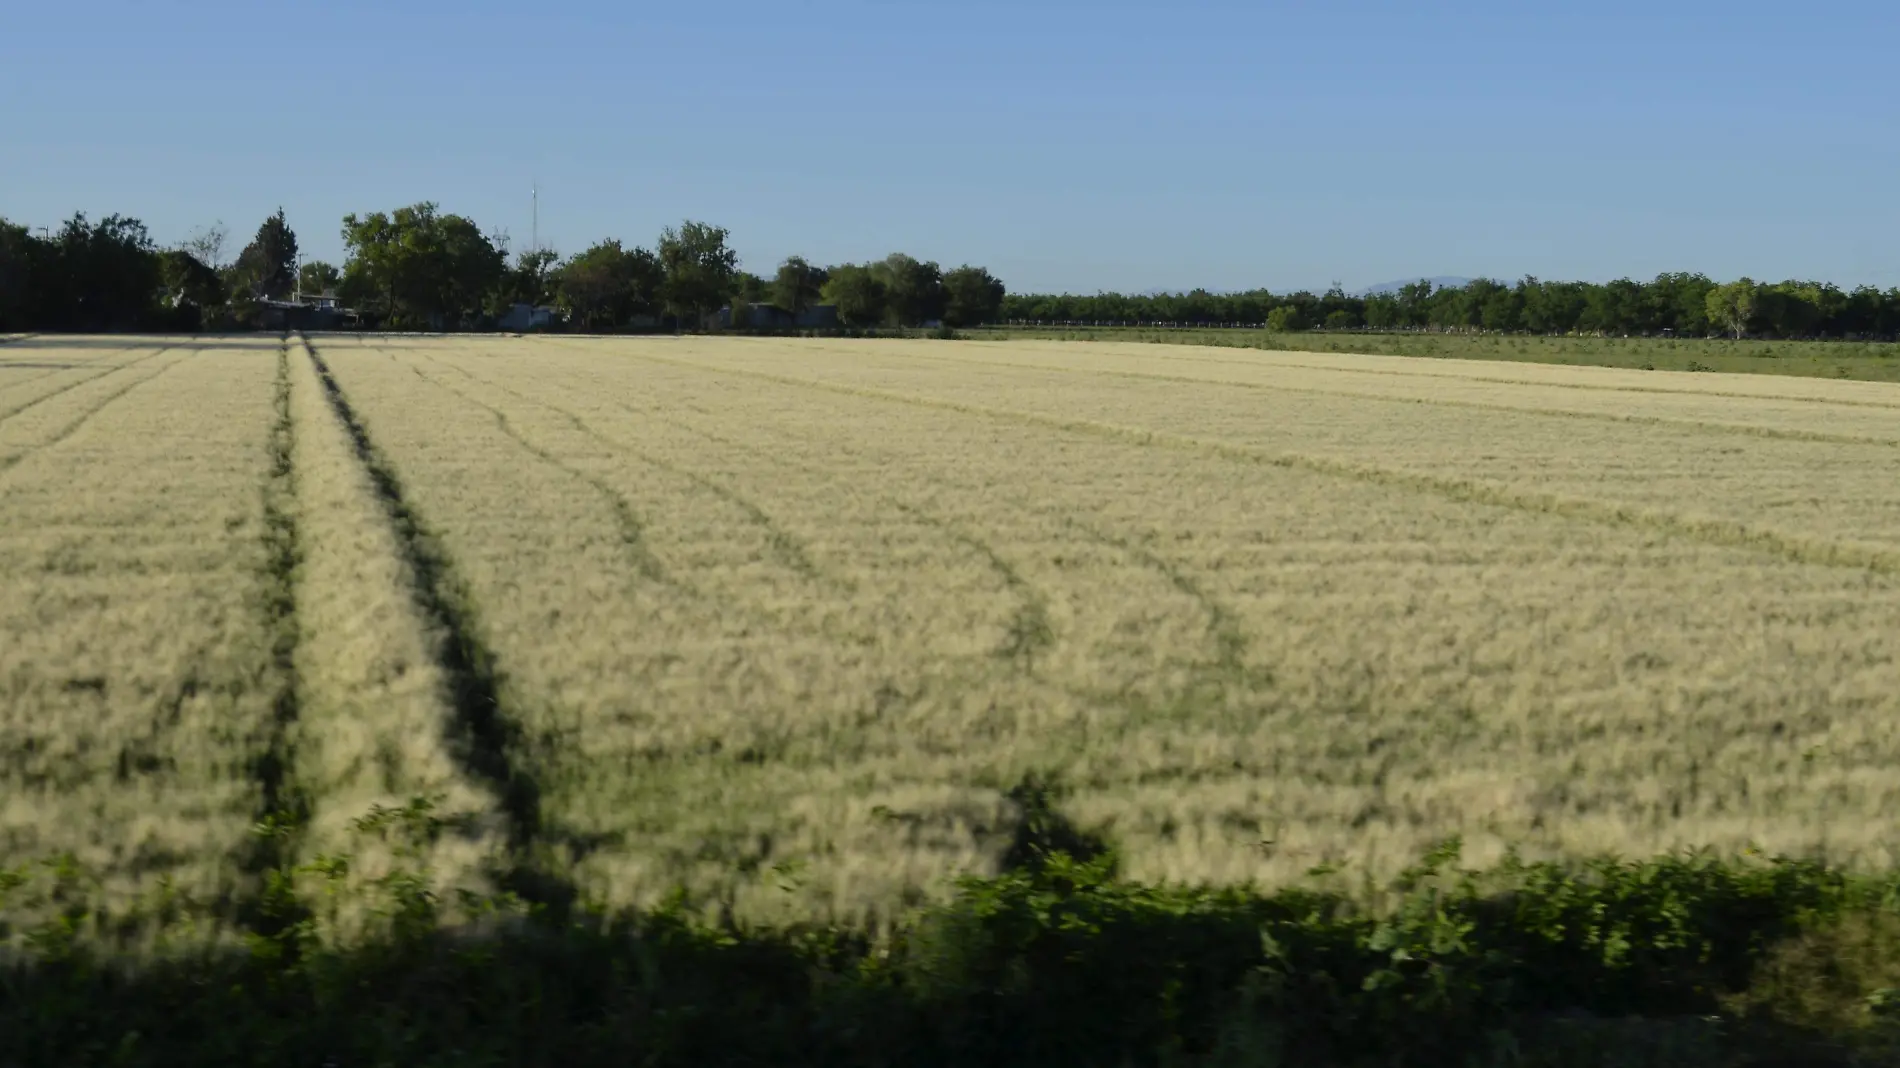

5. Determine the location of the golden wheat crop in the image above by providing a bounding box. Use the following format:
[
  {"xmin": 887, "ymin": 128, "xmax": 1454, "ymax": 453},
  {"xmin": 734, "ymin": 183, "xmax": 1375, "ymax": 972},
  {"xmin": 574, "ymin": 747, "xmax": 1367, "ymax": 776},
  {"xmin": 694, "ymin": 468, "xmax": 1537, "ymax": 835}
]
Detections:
[
  {"xmin": 283, "ymin": 335, "xmax": 1900, "ymax": 922},
  {"xmin": 8, "ymin": 333, "xmax": 1900, "ymax": 940},
  {"xmin": 0, "ymin": 339, "xmax": 282, "ymax": 948},
  {"xmin": 278, "ymin": 342, "xmax": 504, "ymax": 936}
]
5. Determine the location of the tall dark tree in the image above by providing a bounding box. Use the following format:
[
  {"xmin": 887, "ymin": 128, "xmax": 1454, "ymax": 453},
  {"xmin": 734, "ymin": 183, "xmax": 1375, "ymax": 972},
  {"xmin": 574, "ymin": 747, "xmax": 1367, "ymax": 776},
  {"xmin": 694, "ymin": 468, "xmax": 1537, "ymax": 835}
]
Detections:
[
  {"xmin": 875, "ymin": 253, "xmax": 946, "ymax": 326},
  {"xmin": 772, "ymin": 256, "xmax": 828, "ymax": 316},
  {"xmin": 1395, "ymin": 280, "xmax": 1436, "ymax": 328},
  {"xmin": 1480, "ymin": 285, "xmax": 1524, "ymax": 332},
  {"xmin": 340, "ymin": 203, "xmax": 505, "ymax": 328},
  {"xmin": 0, "ymin": 219, "xmax": 34, "ymax": 330},
  {"xmin": 234, "ymin": 209, "xmax": 298, "ymax": 300},
  {"xmin": 1362, "ymin": 293, "xmax": 1403, "ymax": 329},
  {"xmin": 1649, "ymin": 272, "xmax": 1714, "ymax": 335},
  {"xmin": 822, "ymin": 264, "xmax": 887, "ymax": 327},
  {"xmin": 656, "ymin": 220, "xmax": 738, "ymax": 327},
  {"xmin": 942, "ymin": 265, "xmax": 1006, "ymax": 327},
  {"xmin": 554, "ymin": 240, "xmax": 663, "ymax": 329},
  {"xmin": 51, "ymin": 213, "xmax": 163, "ymax": 330}
]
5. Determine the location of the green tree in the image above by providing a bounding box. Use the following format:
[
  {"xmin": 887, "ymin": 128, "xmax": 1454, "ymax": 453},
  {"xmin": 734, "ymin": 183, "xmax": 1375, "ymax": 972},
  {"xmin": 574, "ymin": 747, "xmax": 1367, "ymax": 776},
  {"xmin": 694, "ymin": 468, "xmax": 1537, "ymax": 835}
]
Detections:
[
  {"xmin": 496, "ymin": 247, "xmax": 560, "ymax": 309},
  {"xmin": 1843, "ymin": 285, "xmax": 1888, "ymax": 336},
  {"xmin": 942, "ymin": 265, "xmax": 1006, "ymax": 327},
  {"xmin": 161, "ymin": 249, "xmax": 225, "ymax": 310},
  {"xmin": 874, "ymin": 253, "xmax": 946, "ymax": 326},
  {"xmin": 341, "ymin": 203, "xmax": 505, "ymax": 329},
  {"xmin": 772, "ymin": 256, "xmax": 829, "ymax": 317},
  {"xmin": 555, "ymin": 240, "xmax": 663, "ymax": 329},
  {"xmin": 1652, "ymin": 271, "xmax": 1714, "ymax": 335},
  {"xmin": 298, "ymin": 260, "xmax": 341, "ymax": 297},
  {"xmin": 1453, "ymin": 279, "xmax": 1508, "ymax": 330},
  {"xmin": 657, "ymin": 220, "xmax": 738, "ymax": 328},
  {"xmin": 733, "ymin": 271, "xmax": 769, "ymax": 305},
  {"xmin": 50, "ymin": 213, "xmax": 163, "ymax": 330},
  {"xmin": 1265, "ymin": 305, "xmax": 1304, "ymax": 332},
  {"xmin": 1520, "ymin": 278, "xmax": 1587, "ymax": 333},
  {"xmin": 1756, "ymin": 280, "xmax": 1841, "ymax": 337},
  {"xmin": 1577, "ymin": 278, "xmax": 1647, "ymax": 334},
  {"xmin": 822, "ymin": 264, "xmax": 887, "ymax": 327},
  {"xmin": 1480, "ymin": 287, "xmax": 1524, "ymax": 332},
  {"xmin": 1395, "ymin": 280, "xmax": 1435, "ymax": 328},
  {"xmin": 1425, "ymin": 285, "xmax": 1467, "ymax": 330},
  {"xmin": 1362, "ymin": 294, "xmax": 1403, "ymax": 329},
  {"xmin": 0, "ymin": 219, "xmax": 35, "ymax": 329},
  {"xmin": 1705, "ymin": 279, "xmax": 1757, "ymax": 339},
  {"xmin": 233, "ymin": 208, "xmax": 298, "ymax": 299},
  {"xmin": 722, "ymin": 272, "xmax": 772, "ymax": 328},
  {"xmin": 1317, "ymin": 285, "xmax": 1360, "ymax": 329}
]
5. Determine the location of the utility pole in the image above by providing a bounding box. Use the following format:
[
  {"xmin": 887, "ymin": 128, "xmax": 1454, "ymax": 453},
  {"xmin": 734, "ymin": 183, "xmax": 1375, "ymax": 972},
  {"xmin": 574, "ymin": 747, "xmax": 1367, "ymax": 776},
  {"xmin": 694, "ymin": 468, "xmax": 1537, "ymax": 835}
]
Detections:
[{"xmin": 531, "ymin": 182, "xmax": 539, "ymax": 254}]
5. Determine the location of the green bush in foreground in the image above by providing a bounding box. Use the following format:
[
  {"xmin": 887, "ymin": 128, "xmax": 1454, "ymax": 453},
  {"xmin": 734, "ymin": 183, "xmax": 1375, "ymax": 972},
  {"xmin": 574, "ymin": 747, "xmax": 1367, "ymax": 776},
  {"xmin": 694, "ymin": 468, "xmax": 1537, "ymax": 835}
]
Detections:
[{"xmin": 7, "ymin": 832, "xmax": 1900, "ymax": 1067}]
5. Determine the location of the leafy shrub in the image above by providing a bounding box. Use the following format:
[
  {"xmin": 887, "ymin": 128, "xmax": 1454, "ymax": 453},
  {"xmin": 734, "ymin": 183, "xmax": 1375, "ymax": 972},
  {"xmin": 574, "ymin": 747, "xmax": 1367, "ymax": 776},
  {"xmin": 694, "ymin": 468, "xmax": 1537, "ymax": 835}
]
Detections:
[{"xmin": 6, "ymin": 803, "xmax": 1898, "ymax": 1066}]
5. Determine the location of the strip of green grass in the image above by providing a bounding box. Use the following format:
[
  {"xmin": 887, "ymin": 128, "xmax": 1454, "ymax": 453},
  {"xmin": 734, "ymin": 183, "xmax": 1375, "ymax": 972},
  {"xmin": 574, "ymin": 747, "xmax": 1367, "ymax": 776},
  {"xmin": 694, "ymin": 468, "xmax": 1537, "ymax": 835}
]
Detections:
[{"xmin": 970, "ymin": 327, "xmax": 1900, "ymax": 383}]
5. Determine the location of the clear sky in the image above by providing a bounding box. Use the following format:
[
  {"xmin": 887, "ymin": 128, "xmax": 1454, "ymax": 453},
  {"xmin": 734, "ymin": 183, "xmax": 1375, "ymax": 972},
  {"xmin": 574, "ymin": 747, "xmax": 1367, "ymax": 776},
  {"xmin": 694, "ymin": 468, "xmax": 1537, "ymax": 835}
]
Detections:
[{"xmin": 4, "ymin": 0, "xmax": 1896, "ymax": 294}]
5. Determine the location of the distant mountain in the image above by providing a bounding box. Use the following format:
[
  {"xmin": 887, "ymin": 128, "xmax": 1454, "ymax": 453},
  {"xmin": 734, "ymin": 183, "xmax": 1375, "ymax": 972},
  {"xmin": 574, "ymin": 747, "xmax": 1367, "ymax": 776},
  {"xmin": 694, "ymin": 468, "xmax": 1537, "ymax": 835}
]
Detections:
[{"xmin": 1357, "ymin": 276, "xmax": 1473, "ymax": 297}]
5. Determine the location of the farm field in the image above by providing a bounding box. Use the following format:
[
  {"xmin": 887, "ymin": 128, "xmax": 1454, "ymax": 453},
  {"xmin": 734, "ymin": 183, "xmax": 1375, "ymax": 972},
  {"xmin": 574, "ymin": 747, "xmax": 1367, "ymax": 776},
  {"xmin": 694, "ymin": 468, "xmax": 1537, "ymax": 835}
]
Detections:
[
  {"xmin": 973, "ymin": 325, "xmax": 1900, "ymax": 382},
  {"xmin": 6, "ymin": 333, "xmax": 1900, "ymax": 947}
]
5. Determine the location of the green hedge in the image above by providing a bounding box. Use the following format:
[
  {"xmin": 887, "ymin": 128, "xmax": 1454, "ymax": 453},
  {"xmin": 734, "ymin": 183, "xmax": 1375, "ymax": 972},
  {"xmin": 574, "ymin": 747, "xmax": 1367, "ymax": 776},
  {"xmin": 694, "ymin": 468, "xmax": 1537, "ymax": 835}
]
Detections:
[{"xmin": 7, "ymin": 839, "xmax": 1900, "ymax": 1067}]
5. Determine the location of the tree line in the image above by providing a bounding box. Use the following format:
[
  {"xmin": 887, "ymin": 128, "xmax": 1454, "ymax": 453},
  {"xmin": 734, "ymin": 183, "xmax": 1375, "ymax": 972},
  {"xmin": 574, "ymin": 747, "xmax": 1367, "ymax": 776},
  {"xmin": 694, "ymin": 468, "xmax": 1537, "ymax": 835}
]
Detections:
[
  {"xmin": 0, "ymin": 206, "xmax": 1008, "ymax": 333},
  {"xmin": 0, "ymin": 211, "xmax": 299, "ymax": 332},
  {"xmin": 1004, "ymin": 275, "xmax": 1900, "ymax": 340},
  {"xmin": 5, "ymin": 205, "xmax": 1895, "ymax": 340}
]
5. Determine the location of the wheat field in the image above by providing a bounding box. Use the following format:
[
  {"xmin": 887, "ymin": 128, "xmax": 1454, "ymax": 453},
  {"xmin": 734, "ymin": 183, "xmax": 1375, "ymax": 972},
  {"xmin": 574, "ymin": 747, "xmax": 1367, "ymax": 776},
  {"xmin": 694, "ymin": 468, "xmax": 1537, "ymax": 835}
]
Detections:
[{"xmin": 4, "ymin": 333, "xmax": 1899, "ymax": 942}]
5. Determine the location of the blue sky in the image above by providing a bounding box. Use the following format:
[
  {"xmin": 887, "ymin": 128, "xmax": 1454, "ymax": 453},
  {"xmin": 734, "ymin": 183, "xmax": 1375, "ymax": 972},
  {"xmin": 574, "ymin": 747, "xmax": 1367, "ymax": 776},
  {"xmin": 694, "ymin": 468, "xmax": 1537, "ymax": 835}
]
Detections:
[{"xmin": 4, "ymin": 0, "xmax": 1896, "ymax": 293}]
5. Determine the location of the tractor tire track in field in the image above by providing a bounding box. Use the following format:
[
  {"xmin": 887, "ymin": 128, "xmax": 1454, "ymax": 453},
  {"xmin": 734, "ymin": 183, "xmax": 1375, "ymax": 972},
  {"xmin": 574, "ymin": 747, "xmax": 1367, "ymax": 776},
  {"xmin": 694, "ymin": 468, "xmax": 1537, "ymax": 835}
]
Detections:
[
  {"xmin": 414, "ymin": 355, "xmax": 902, "ymax": 656},
  {"xmin": 237, "ymin": 338, "xmax": 311, "ymax": 939},
  {"xmin": 651, "ymin": 402, "xmax": 1264, "ymax": 713},
  {"xmin": 413, "ymin": 352, "xmax": 843, "ymax": 595},
  {"xmin": 299, "ymin": 337, "xmax": 571, "ymax": 907},
  {"xmin": 629, "ymin": 352, "xmax": 1900, "ymax": 579},
  {"xmin": 609, "ymin": 401, "xmax": 1057, "ymax": 675},
  {"xmin": 471, "ymin": 366, "xmax": 1077, "ymax": 717},
  {"xmin": 1126, "ymin": 344, "xmax": 1900, "ymax": 413},
  {"xmin": 0, "ymin": 342, "xmax": 179, "ymax": 426},
  {"xmin": 1069, "ymin": 521, "xmax": 1256, "ymax": 684},
  {"xmin": 0, "ymin": 341, "xmax": 134, "ymax": 396},
  {"xmin": 0, "ymin": 346, "xmax": 190, "ymax": 478},
  {"xmin": 391, "ymin": 354, "xmax": 678, "ymax": 589},
  {"xmin": 542, "ymin": 344, "xmax": 1256, "ymax": 687},
  {"xmin": 886, "ymin": 347, "xmax": 1900, "ymax": 449},
  {"xmin": 580, "ymin": 371, "xmax": 1252, "ymax": 693}
]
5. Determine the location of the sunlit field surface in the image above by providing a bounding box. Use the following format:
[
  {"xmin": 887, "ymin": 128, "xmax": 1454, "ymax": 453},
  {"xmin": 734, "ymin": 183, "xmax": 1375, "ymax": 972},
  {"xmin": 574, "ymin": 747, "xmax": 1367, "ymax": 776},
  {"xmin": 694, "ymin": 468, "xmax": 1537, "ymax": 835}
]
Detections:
[
  {"xmin": 6, "ymin": 333, "xmax": 1899, "ymax": 942},
  {"xmin": 971, "ymin": 326, "xmax": 1900, "ymax": 382}
]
